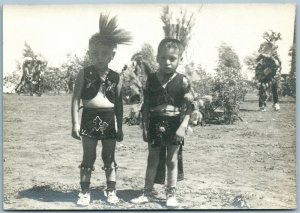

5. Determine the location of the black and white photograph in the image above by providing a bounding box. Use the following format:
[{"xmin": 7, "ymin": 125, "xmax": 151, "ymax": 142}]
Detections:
[{"xmin": 2, "ymin": 3, "xmax": 296, "ymax": 210}]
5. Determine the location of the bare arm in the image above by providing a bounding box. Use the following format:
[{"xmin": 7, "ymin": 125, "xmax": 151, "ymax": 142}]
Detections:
[
  {"xmin": 115, "ymin": 75, "xmax": 123, "ymax": 141},
  {"xmin": 71, "ymin": 69, "xmax": 84, "ymax": 140},
  {"xmin": 176, "ymin": 77, "xmax": 193, "ymax": 138},
  {"xmin": 141, "ymin": 79, "xmax": 150, "ymax": 142}
]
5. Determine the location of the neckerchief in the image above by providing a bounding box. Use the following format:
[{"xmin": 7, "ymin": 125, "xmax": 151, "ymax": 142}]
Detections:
[{"xmin": 161, "ymin": 72, "xmax": 178, "ymax": 89}]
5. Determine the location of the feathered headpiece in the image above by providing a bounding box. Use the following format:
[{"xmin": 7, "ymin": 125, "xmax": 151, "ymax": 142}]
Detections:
[
  {"xmin": 90, "ymin": 13, "xmax": 132, "ymax": 46},
  {"xmin": 161, "ymin": 6, "xmax": 196, "ymax": 51}
]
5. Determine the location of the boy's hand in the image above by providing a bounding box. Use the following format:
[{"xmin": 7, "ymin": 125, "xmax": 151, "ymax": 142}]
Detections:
[
  {"xmin": 143, "ymin": 128, "xmax": 149, "ymax": 142},
  {"xmin": 72, "ymin": 124, "xmax": 81, "ymax": 140},
  {"xmin": 116, "ymin": 129, "xmax": 123, "ymax": 142},
  {"xmin": 175, "ymin": 126, "xmax": 186, "ymax": 142}
]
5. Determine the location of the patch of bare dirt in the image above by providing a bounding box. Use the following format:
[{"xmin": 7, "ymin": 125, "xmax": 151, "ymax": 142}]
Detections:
[{"xmin": 3, "ymin": 93, "xmax": 296, "ymax": 210}]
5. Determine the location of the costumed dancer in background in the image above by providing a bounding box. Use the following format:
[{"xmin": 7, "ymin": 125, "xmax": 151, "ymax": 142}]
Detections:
[
  {"xmin": 255, "ymin": 42, "xmax": 281, "ymax": 111},
  {"xmin": 15, "ymin": 56, "xmax": 46, "ymax": 96}
]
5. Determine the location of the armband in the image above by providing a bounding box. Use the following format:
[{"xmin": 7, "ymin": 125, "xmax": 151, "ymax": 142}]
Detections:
[{"xmin": 184, "ymin": 93, "xmax": 194, "ymax": 115}]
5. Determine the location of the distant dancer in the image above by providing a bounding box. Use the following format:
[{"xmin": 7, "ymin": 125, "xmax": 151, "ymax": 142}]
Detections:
[{"xmin": 255, "ymin": 43, "xmax": 281, "ymax": 111}]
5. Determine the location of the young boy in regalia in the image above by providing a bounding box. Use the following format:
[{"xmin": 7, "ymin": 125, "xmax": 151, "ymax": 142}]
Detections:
[
  {"xmin": 131, "ymin": 38, "xmax": 194, "ymax": 208},
  {"xmin": 71, "ymin": 14, "xmax": 132, "ymax": 206}
]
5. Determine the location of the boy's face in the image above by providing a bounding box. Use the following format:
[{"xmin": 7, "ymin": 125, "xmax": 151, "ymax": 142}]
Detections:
[
  {"xmin": 88, "ymin": 42, "xmax": 116, "ymax": 69},
  {"xmin": 157, "ymin": 47, "xmax": 181, "ymax": 74}
]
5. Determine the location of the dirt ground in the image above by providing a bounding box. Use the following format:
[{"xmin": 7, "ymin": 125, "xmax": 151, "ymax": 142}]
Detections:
[{"xmin": 3, "ymin": 93, "xmax": 296, "ymax": 210}]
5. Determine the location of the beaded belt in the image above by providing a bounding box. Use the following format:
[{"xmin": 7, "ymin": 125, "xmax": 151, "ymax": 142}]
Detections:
[
  {"xmin": 78, "ymin": 106, "xmax": 114, "ymax": 111},
  {"xmin": 150, "ymin": 109, "xmax": 181, "ymax": 117}
]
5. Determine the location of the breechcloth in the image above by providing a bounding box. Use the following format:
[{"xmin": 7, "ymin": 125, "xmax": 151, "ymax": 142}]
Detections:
[
  {"xmin": 80, "ymin": 108, "xmax": 116, "ymax": 140},
  {"xmin": 149, "ymin": 114, "xmax": 184, "ymax": 147},
  {"xmin": 148, "ymin": 113, "xmax": 184, "ymax": 184}
]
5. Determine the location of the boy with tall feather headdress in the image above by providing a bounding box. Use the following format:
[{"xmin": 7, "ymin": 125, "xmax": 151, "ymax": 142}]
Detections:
[
  {"xmin": 71, "ymin": 13, "xmax": 132, "ymax": 206},
  {"xmin": 130, "ymin": 9, "xmax": 196, "ymax": 207}
]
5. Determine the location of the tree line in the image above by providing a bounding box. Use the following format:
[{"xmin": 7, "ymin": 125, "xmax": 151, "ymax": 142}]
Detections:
[{"xmin": 4, "ymin": 5, "xmax": 295, "ymax": 112}]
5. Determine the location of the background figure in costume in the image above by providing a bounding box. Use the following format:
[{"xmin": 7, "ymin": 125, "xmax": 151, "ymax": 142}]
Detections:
[
  {"xmin": 15, "ymin": 57, "xmax": 47, "ymax": 96},
  {"xmin": 131, "ymin": 38, "xmax": 194, "ymax": 208},
  {"xmin": 255, "ymin": 42, "xmax": 281, "ymax": 111},
  {"xmin": 71, "ymin": 14, "xmax": 132, "ymax": 206},
  {"xmin": 132, "ymin": 55, "xmax": 153, "ymax": 103}
]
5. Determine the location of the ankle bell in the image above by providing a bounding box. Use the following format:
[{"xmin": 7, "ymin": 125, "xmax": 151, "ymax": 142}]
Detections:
[{"xmin": 165, "ymin": 187, "xmax": 176, "ymax": 197}]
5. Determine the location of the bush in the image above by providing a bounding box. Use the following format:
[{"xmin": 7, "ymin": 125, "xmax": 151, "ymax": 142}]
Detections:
[
  {"xmin": 210, "ymin": 43, "xmax": 246, "ymax": 124},
  {"xmin": 211, "ymin": 65, "xmax": 245, "ymax": 124},
  {"xmin": 191, "ymin": 65, "xmax": 214, "ymax": 97}
]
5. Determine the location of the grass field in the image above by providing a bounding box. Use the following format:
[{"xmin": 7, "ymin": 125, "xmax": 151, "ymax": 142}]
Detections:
[{"xmin": 3, "ymin": 93, "xmax": 296, "ymax": 210}]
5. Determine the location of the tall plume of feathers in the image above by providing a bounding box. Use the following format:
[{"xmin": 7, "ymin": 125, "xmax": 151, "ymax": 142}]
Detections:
[
  {"xmin": 161, "ymin": 5, "xmax": 197, "ymax": 51},
  {"xmin": 98, "ymin": 13, "xmax": 133, "ymax": 45}
]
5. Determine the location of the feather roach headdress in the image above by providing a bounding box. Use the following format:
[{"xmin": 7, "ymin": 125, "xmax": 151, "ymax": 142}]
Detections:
[{"xmin": 90, "ymin": 13, "xmax": 132, "ymax": 46}]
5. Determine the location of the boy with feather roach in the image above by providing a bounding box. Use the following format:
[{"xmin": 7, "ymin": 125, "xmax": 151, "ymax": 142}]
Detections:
[{"xmin": 71, "ymin": 14, "xmax": 132, "ymax": 206}]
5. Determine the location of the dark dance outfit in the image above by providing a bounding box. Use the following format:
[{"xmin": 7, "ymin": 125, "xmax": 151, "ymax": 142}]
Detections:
[
  {"xmin": 79, "ymin": 65, "xmax": 122, "ymax": 140},
  {"xmin": 255, "ymin": 54, "xmax": 281, "ymax": 107},
  {"xmin": 78, "ymin": 66, "xmax": 122, "ymax": 194},
  {"xmin": 143, "ymin": 72, "xmax": 193, "ymax": 184}
]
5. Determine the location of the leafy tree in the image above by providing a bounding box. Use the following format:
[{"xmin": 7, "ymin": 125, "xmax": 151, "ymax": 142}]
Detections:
[
  {"xmin": 217, "ymin": 42, "xmax": 241, "ymax": 71},
  {"xmin": 212, "ymin": 43, "xmax": 246, "ymax": 124},
  {"xmin": 36, "ymin": 52, "xmax": 89, "ymax": 94},
  {"xmin": 121, "ymin": 65, "xmax": 142, "ymax": 104},
  {"xmin": 184, "ymin": 62, "xmax": 195, "ymax": 78},
  {"xmin": 3, "ymin": 65, "xmax": 22, "ymax": 93},
  {"xmin": 23, "ymin": 42, "xmax": 36, "ymax": 59},
  {"xmin": 131, "ymin": 43, "xmax": 158, "ymax": 72},
  {"xmin": 243, "ymin": 52, "xmax": 259, "ymax": 78},
  {"xmin": 42, "ymin": 67, "xmax": 65, "ymax": 93},
  {"xmin": 59, "ymin": 53, "xmax": 90, "ymax": 93},
  {"xmin": 192, "ymin": 65, "xmax": 214, "ymax": 97},
  {"xmin": 4, "ymin": 60, "xmax": 22, "ymax": 84}
]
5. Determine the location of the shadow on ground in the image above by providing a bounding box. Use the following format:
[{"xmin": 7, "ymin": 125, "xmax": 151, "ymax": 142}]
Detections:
[
  {"xmin": 17, "ymin": 185, "xmax": 156, "ymax": 204},
  {"xmin": 18, "ymin": 185, "xmax": 78, "ymax": 203}
]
